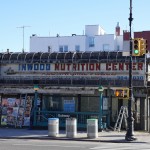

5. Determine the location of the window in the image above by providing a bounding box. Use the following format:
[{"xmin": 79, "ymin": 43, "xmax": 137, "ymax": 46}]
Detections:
[
  {"xmin": 75, "ymin": 45, "xmax": 80, "ymax": 52},
  {"xmin": 64, "ymin": 45, "xmax": 68, "ymax": 52},
  {"xmin": 117, "ymin": 45, "xmax": 120, "ymax": 51},
  {"xmin": 59, "ymin": 45, "xmax": 68, "ymax": 52},
  {"xmin": 89, "ymin": 37, "xmax": 95, "ymax": 47},
  {"xmin": 103, "ymin": 44, "xmax": 109, "ymax": 51},
  {"xmin": 59, "ymin": 46, "xmax": 63, "ymax": 52}
]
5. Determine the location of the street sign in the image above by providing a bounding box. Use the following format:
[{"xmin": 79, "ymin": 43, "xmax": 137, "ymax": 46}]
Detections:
[{"xmin": 34, "ymin": 85, "xmax": 39, "ymax": 91}]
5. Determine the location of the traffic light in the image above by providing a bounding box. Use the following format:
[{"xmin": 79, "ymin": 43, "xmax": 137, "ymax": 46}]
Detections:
[
  {"xmin": 140, "ymin": 39, "xmax": 145, "ymax": 55},
  {"xmin": 133, "ymin": 38, "xmax": 141, "ymax": 56},
  {"xmin": 140, "ymin": 38, "xmax": 148, "ymax": 55},
  {"xmin": 115, "ymin": 88, "xmax": 129, "ymax": 98},
  {"xmin": 145, "ymin": 39, "xmax": 148, "ymax": 53},
  {"xmin": 115, "ymin": 89, "xmax": 124, "ymax": 97},
  {"xmin": 123, "ymin": 88, "xmax": 129, "ymax": 98},
  {"xmin": 132, "ymin": 38, "xmax": 148, "ymax": 56}
]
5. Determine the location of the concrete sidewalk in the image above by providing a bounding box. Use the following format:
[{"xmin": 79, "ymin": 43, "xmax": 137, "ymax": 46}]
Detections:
[{"xmin": 0, "ymin": 127, "xmax": 149, "ymax": 143}]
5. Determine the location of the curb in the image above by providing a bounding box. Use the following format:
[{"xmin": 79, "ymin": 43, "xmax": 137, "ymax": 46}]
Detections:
[{"xmin": 0, "ymin": 136, "xmax": 147, "ymax": 143}]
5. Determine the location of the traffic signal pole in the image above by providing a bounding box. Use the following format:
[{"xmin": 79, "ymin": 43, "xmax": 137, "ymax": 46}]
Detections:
[{"xmin": 125, "ymin": 0, "xmax": 136, "ymax": 141}]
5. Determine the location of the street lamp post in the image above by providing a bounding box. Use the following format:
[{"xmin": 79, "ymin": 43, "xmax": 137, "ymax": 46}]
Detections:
[
  {"xmin": 33, "ymin": 85, "xmax": 39, "ymax": 126},
  {"xmin": 98, "ymin": 86, "xmax": 104, "ymax": 130},
  {"xmin": 125, "ymin": 0, "xmax": 136, "ymax": 141}
]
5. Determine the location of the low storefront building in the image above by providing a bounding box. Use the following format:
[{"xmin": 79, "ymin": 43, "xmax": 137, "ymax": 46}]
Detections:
[{"xmin": 0, "ymin": 51, "xmax": 147, "ymax": 130}]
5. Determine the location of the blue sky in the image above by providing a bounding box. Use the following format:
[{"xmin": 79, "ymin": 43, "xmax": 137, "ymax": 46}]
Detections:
[{"xmin": 0, "ymin": 0, "xmax": 149, "ymax": 52}]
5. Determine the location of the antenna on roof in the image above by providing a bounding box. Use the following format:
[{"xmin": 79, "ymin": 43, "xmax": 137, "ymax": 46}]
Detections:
[
  {"xmin": 17, "ymin": 25, "xmax": 31, "ymax": 53},
  {"xmin": 83, "ymin": 30, "xmax": 84, "ymax": 35}
]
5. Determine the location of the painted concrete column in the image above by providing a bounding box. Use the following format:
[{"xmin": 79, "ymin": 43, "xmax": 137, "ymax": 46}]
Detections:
[{"xmin": 98, "ymin": 86, "xmax": 104, "ymax": 129}]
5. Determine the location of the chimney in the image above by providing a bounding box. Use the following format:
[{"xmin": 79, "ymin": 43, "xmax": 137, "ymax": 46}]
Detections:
[
  {"xmin": 7, "ymin": 49, "xmax": 9, "ymax": 53},
  {"xmin": 115, "ymin": 22, "xmax": 120, "ymax": 36}
]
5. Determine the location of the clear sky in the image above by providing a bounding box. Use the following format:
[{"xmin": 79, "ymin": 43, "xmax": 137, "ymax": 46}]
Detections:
[{"xmin": 0, "ymin": 0, "xmax": 149, "ymax": 52}]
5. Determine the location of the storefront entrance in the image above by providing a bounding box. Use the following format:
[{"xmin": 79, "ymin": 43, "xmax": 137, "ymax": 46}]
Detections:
[{"xmin": 33, "ymin": 93, "xmax": 110, "ymax": 129}]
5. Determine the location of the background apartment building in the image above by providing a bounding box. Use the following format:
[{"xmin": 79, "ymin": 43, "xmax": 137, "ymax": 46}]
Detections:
[{"xmin": 30, "ymin": 23, "xmax": 123, "ymax": 52}]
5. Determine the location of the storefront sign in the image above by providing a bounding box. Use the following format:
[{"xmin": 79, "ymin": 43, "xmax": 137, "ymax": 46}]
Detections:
[
  {"xmin": 55, "ymin": 62, "xmax": 143, "ymax": 71},
  {"xmin": 58, "ymin": 114, "xmax": 70, "ymax": 118},
  {"xmin": 19, "ymin": 64, "xmax": 51, "ymax": 71},
  {"xmin": 1, "ymin": 62, "xmax": 144, "ymax": 81},
  {"xmin": 18, "ymin": 62, "xmax": 143, "ymax": 71},
  {"xmin": 63, "ymin": 100, "xmax": 75, "ymax": 112}
]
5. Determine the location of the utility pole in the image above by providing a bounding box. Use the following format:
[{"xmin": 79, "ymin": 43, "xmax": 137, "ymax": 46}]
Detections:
[
  {"xmin": 17, "ymin": 26, "xmax": 30, "ymax": 52},
  {"xmin": 125, "ymin": 0, "xmax": 136, "ymax": 141}
]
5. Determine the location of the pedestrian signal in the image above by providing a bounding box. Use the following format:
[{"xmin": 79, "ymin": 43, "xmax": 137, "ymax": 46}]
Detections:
[
  {"xmin": 140, "ymin": 39, "xmax": 148, "ymax": 55},
  {"xmin": 115, "ymin": 88, "xmax": 129, "ymax": 98},
  {"xmin": 123, "ymin": 88, "xmax": 129, "ymax": 98},
  {"xmin": 115, "ymin": 89, "xmax": 124, "ymax": 97}
]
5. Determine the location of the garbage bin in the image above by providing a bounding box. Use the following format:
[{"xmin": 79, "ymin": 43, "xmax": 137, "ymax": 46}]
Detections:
[
  {"xmin": 66, "ymin": 118, "xmax": 77, "ymax": 138},
  {"xmin": 87, "ymin": 119, "xmax": 98, "ymax": 138},
  {"xmin": 48, "ymin": 118, "xmax": 59, "ymax": 137}
]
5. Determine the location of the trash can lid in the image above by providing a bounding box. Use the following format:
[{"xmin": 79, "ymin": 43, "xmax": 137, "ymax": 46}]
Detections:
[
  {"xmin": 87, "ymin": 119, "xmax": 97, "ymax": 121},
  {"xmin": 48, "ymin": 118, "xmax": 59, "ymax": 120},
  {"xmin": 66, "ymin": 117, "xmax": 76, "ymax": 120}
]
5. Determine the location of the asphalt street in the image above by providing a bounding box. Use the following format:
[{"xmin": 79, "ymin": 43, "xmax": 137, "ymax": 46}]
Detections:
[{"xmin": 0, "ymin": 139, "xmax": 150, "ymax": 150}]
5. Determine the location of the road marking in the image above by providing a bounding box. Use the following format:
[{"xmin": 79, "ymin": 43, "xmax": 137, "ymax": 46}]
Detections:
[
  {"xmin": 90, "ymin": 144, "xmax": 116, "ymax": 149},
  {"xmin": 90, "ymin": 147, "xmax": 104, "ymax": 149},
  {"xmin": 13, "ymin": 143, "xmax": 84, "ymax": 148}
]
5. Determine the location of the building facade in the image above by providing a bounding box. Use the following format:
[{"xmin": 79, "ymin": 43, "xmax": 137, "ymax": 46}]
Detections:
[
  {"xmin": 123, "ymin": 30, "xmax": 150, "ymax": 52},
  {"xmin": 0, "ymin": 51, "xmax": 148, "ymax": 130},
  {"xmin": 1, "ymin": 23, "xmax": 150, "ymax": 130},
  {"xmin": 30, "ymin": 23, "xmax": 150, "ymax": 55},
  {"xmin": 30, "ymin": 24, "xmax": 123, "ymax": 52}
]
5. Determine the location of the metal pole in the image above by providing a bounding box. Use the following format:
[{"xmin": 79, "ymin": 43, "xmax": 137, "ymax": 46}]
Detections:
[
  {"xmin": 17, "ymin": 26, "xmax": 30, "ymax": 52},
  {"xmin": 125, "ymin": 0, "xmax": 136, "ymax": 141},
  {"xmin": 23, "ymin": 26, "xmax": 24, "ymax": 53},
  {"xmin": 147, "ymin": 97, "xmax": 150, "ymax": 133},
  {"xmin": 33, "ymin": 90, "xmax": 38, "ymax": 126},
  {"xmin": 98, "ymin": 86, "xmax": 104, "ymax": 129},
  {"xmin": 144, "ymin": 52, "xmax": 149, "ymax": 131},
  {"xmin": 99, "ymin": 91, "xmax": 103, "ymax": 130}
]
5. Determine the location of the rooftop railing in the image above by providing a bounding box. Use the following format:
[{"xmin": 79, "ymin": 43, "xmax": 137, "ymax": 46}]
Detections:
[{"xmin": 0, "ymin": 76, "xmax": 144, "ymax": 87}]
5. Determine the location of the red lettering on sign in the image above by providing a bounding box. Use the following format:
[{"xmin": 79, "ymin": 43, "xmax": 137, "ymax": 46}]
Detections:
[
  {"xmin": 125, "ymin": 63, "xmax": 129, "ymax": 70},
  {"xmin": 55, "ymin": 64, "xmax": 59, "ymax": 70},
  {"xmin": 119, "ymin": 63, "xmax": 124, "ymax": 70},
  {"xmin": 106, "ymin": 63, "xmax": 111, "ymax": 70},
  {"xmin": 81, "ymin": 64, "xmax": 85, "ymax": 71},
  {"xmin": 73, "ymin": 64, "xmax": 76, "ymax": 70},
  {"xmin": 112, "ymin": 63, "xmax": 117, "ymax": 70},
  {"xmin": 89, "ymin": 64, "xmax": 94, "ymax": 70},
  {"xmin": 132, "ymin": 63, "xmax": 136, "ymax": 70},
  {"xmin": 96, "ymin": 63, "xmax": 100, "ymax": 70},
  {"xmin": 67, "ymin": 64, "xmax": 71, "ymax": 71},
  {"xmin": 54, "ymin": 62, "xmax": 143, "ymax": 71},
  {"xmin": 138, "ymin": 63, "xmax": 143, "ymax": 70},
  {"xmin": 61, "ymin": 64, "xmax": 65, "ymax": 70}
]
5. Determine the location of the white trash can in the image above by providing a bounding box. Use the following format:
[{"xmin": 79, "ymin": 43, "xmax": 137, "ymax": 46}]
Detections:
[
  {"xmin": 66, "ymin": 118, "xmax": 77, "ymax": 138},
  {"xmin": 87, "ymin": 119, "xmax": 98, "ymax": 138},
  {"xmin": 48, "ymin": 118, "xmax": 59, "ymax": 137}
]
